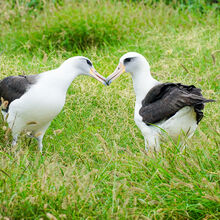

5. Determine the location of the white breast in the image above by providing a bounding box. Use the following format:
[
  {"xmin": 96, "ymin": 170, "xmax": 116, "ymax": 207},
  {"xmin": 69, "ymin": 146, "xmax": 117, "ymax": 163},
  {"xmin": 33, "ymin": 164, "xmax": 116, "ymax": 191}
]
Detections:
[
  {"xmin": 7, "ymin": 80, "xmax": 66, "ymax": 133},
  {"xmin": 135, "ymin": 103, "xmax": 197, "ymax": 140},
  {"xmin": 158, "ymin": 106, "xmax": 197, "ymax": 139}
]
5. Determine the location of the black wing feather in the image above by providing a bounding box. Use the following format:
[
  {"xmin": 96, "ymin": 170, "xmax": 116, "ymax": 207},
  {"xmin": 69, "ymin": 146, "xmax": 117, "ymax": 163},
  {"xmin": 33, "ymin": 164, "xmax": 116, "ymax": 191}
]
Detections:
[
  {"xmin": 139, "ymin": 83, "xmax": 215, "ymax": 125},
  {"xmin": 0, "ymin": 75, "xmax": 38, "ymax": 112}
]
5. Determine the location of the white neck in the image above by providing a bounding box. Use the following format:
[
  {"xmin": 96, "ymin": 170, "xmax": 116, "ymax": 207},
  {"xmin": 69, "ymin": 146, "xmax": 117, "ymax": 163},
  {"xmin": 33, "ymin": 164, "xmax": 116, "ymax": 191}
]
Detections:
[
  {"xmin": 131, "ymin": 67, "xmax": 158, "ymax": 104},
  {"xmin": 42, "ymin": 63, "xmax": 80, "ymax": 93}
]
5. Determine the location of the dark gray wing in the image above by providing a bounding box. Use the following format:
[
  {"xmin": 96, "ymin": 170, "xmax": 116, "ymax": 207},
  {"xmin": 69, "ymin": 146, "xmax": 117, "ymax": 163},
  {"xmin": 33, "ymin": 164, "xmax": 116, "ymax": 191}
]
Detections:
[
  {"xmin": 139, "ymin": 83, "xmax": 215, "ymax": 125},
  {"xmin": 0, "ymin": 75, "xmax": 38, "ymax": 112}
]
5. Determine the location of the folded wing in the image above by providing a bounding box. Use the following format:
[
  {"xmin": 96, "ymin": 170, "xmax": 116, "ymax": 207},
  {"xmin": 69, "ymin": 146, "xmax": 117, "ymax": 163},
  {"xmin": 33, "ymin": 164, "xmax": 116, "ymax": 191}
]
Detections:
[
  {"xmin": 0, "ymin": 75, "xmax": 38, "ymax": 112},
  {"xmin": 139, "ymin": 83, "xmax": 215, "ymax": 125}
]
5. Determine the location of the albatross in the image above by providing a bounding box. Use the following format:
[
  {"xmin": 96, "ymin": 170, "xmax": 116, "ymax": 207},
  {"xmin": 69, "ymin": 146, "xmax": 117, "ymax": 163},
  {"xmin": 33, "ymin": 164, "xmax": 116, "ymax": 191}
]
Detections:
[
  {"xmin": 0, "ymin": 56, "xmax": 106, "ymax": 153},
  {"xmin": 106, "ymin": 52, "xmax": 215, "ymax": 152}
]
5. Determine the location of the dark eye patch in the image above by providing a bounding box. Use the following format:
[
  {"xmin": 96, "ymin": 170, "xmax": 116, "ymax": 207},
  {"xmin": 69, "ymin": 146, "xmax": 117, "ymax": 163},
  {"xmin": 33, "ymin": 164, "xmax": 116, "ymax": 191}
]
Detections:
[
  {"xmin": 124, "ymin": 57, "xmax": 134, "ymax": 64},
  {"xmin": 86, "ymin": 59, "xmax": 92, "ymax": 66}
]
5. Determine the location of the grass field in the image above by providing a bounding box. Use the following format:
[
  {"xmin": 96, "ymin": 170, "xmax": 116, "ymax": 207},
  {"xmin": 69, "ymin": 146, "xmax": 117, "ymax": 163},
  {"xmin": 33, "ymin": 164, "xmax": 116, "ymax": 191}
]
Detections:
[{"xmin": 0, "ymin": 0, "xmax": 219, "ymax": 219}]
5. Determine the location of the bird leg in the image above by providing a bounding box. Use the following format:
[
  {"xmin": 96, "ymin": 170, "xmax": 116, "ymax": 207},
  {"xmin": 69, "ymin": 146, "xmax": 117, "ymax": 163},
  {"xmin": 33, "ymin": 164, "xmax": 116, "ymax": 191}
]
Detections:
[
  {"xmin": 35, "ymin": 131, "xmax": 46, "ymax": 154},
  {"xmin": 34, "ymin": 122, "xmax": 51, "ymax": 153},
  {"xmin": 36, "ymin": 135, "xmax": 43, "ymax": 153},
  {"xmin": 145, "ymin": 135, "xmax": 160, "ymax": 153},
  {"xmin": 12, "ymin": 134, "xmax": 18, "ymax": 146}
]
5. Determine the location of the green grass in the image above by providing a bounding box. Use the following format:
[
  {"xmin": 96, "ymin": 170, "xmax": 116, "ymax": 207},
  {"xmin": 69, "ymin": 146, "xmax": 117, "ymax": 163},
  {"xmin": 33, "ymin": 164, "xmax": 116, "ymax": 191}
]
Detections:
[{"xmin": 0, "ymin": 0, "xmax": 219, "ymax": 219}]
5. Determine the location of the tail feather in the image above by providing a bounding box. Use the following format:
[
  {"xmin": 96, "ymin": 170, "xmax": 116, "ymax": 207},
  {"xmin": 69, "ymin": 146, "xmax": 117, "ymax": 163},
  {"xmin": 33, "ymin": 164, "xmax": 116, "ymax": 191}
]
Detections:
[
  {"xmin": 186, "ymin": 93, "xmax": 215, "ymax": 104},
  {"xmin": 202, "ymin": 99, "xmax": 216, "ymax": 103},
  {"xmin": 190, "ymin": 96, "xmax": 215, "ymax": 124}
]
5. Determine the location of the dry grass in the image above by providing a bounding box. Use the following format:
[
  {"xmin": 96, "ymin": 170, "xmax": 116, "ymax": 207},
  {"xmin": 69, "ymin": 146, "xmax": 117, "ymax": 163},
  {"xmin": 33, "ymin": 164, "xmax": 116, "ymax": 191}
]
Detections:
[{"xmin": 0, "ymin": 0, "xmax": 219, "ymax": 219}]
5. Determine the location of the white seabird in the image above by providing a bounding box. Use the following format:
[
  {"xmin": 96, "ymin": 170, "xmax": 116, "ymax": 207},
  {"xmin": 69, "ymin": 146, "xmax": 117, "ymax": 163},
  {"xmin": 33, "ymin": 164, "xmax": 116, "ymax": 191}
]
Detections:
[
  {"xmin": 0, "ymin": 56, "xmax": 106, "ymax": 153},
  {"xmin": 106, "ymin": 52, "xmax": 215, "ymax": 152}
]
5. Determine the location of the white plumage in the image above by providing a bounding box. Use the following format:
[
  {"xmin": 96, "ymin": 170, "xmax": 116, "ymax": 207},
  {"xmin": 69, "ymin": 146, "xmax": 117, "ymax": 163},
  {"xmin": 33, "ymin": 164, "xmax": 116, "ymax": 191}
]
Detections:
[
  {"xmin": 0, "ymin": 56, "xmax": 106, "ymax": 152},
  {"xmin": 106, "ymin": 52, "xmax": 214, "ymax": 152}
]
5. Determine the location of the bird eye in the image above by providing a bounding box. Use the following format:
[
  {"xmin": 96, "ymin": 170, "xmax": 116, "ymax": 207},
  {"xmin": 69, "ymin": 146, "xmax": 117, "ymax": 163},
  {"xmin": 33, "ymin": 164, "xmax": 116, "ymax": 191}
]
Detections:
[
  {"xmin": 124, "ymin": 57, "xmax": 133, "ymax": 64},
  {"xmin": 86, "ymin": 59, "xmax": 92, "ymax": 66}
]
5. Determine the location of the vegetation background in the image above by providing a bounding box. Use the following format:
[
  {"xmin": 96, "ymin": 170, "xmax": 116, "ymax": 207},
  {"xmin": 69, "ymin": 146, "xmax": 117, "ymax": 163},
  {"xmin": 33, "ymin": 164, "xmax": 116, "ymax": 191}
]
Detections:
[{"xmin": 0, "ymin": 0, "xmax": 219, "ymax": 219}]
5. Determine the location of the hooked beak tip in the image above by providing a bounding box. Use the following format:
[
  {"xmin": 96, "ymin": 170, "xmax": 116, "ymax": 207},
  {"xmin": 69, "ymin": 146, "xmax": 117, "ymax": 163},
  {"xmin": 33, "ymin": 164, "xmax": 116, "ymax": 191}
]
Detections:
[
  {"xmin": 105, "ymin": 77, "xmax": 111, "ymax": 86},
  {"xmin": 106, "ymin": 80, "xmax": 111, "ymax": 86}
]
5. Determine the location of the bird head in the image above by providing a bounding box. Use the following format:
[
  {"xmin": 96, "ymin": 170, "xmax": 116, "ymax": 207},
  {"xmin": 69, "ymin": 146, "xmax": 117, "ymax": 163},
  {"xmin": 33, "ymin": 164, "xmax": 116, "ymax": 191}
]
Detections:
[
  {"xmin": 61, "ymin": 56, "xmax": 107, "ymax": 85},
  {"xmin": 106, "ymin": 52, "xmax": 150, "ymax": 85}
]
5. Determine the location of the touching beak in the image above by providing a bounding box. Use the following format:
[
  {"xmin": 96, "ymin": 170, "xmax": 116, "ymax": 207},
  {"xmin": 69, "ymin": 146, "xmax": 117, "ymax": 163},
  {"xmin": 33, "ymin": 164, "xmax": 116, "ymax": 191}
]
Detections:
[
  {"xmin": 106, "ymin": 62, "xmax": 125, "ymax": 85},
  {"xmin": 90, "ymin": 67, "xmax": 107, "ymax": 86}
]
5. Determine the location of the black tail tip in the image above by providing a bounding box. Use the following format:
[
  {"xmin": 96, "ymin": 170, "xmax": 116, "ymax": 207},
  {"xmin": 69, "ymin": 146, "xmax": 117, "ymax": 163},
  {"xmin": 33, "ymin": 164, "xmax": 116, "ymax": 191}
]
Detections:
[{"xmin": 206, "ymin": 99, "xmax": 216, "ymax": 103}]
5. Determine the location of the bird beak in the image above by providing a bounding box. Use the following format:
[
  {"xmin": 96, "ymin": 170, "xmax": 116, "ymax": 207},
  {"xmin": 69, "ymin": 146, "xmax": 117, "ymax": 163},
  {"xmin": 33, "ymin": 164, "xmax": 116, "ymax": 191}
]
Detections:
[
  {"xmin": 106, "ymin": 62, "xmax": 125, "ymax": 85},
  {"xmin": 90, "ymin": 67, "xmax": 107, "ymax": 86}
]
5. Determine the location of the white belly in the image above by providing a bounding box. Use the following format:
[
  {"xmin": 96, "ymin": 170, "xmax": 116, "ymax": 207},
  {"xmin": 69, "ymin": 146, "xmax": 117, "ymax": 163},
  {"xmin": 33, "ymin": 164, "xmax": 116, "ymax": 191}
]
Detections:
[
  {"xmin": 135, "ymin": 104, "xmax": 197, "ymax": 140},
  {"xmin": 158, "ymin": 106, "xmax": 197, "ymax": 139},
  {"xmin": 7, "ymin": 85, "xmax": 66, "ymax": 134}
]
